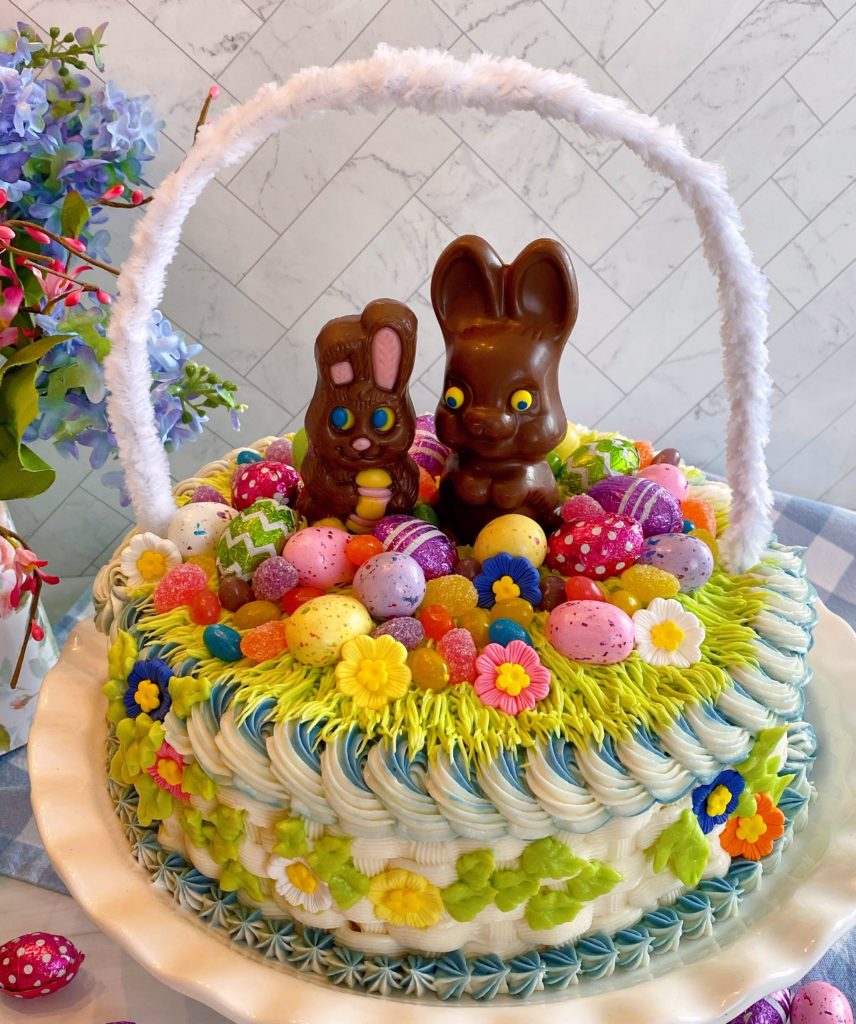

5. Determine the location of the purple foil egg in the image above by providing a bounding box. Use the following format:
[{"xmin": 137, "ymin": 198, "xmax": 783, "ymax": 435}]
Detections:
[
  {"xmin": 0, "ymin": 932, "xmax": 84, "ymax": 1000},
  {"xmin": 415, "ymin": 413, "xmax": 436, "ymax": 432},
  {"xmin": 372, "ymin": 615, "xmax": 425, "ymax": 649},
  {"xmin": 409, "ymin": 425, "xmax": 451, "ymax": 479},
  {"xmin": 587, "ymin": 476, "xmax": 682, "ymax": 537},
  {"xmin": 372, "ymin": 514, "xmax": 456, "ymax": 580},
  {"xmin": 190, "ymin": 484, "xmax": 229, "ymax": 505},
  {"xmin": 728, "ymin": 989, "xmax": 792, "ymax": 1024}
]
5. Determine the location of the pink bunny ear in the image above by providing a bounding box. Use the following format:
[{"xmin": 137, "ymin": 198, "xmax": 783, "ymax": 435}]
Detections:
[
  {"xmin": 330, "ymin": 360, "xmax": 354, "ymax": 385},
  {"xmin": 371, "ymin": 326, "xmax": 402, "ymax": 391}
]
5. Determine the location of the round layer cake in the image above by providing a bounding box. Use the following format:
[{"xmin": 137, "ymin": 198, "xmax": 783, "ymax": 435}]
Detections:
[{"xmin": 94, "ymin": 423, "xmax": 817, "ymax": 1001}]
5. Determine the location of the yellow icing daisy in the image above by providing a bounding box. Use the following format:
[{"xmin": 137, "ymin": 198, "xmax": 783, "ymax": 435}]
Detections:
[{"xmin": 334, "ymin": 634, "xmax": 411, "ymax": 710}]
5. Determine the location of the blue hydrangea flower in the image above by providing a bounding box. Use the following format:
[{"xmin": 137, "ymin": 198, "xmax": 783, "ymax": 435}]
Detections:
[
  {"xmin": 691, "ymin": 769, "xmax": 745, "ymax": 834},
  {"xmin": 474, "ymin": 553, "xmax": 542, "ymax": 608},
  {"xmin": 123, "ymin": 659, "xmax": 173, "ymax": 721}
]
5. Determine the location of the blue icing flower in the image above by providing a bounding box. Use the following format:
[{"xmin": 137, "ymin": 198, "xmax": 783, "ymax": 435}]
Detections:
[
  {"xmin": 691, "ymin": 769, "xmax": 745, "ymax": 834},
  {"xmin": 474, "ymin": 553, "xmax": 542, "ymax": 609},
  {"xmin": 123, "ymin": 658, "xmax": 173, "ymax": 721}
]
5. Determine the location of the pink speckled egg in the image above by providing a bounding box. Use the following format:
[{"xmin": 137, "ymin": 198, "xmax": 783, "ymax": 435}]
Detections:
[
  {"xmin": 638, "ymin": 533, "xmax": 714, "ymax": 592},
  {"xmin": 791, "ymin": 983, "xmax": 853, "ymax": 1024},
  {"xmin": 547, "ymin": 600, "xmax": 634, "ymax": 664},
  {"xmin": 638, "ymin": 463, "xmax": 689, "ymax": 502},
  {"xmin": 727, "ymin": 990, "xmax": 792, "ymax": 1024},
  {"xmin": 283, "ymin": 526, "xmax": 354, "ymax": 589},
  {"xmin": 372, "ymin": 515, "xmax": 456, "ymax": 580},
  {"xmin": 231, "ymin": 460, "xmax": 300, "ymax": 511},
  {"xmin": 587, "ymin": 475, "xmax": 682, "ymax": 537},
  {"xmin": 546, "ymin": 514, "xmax": 643, "ymax": 579},
  {"xmin": 0, "ymin": 932, "xmax": 84, "ymax": 1000},
  {"xmin": 353, "ymin": 551, "xmax": 426, "ymax": 619}
]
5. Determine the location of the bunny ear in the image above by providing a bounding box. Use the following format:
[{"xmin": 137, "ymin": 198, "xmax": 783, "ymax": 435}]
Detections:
[
  {"xmin": 431, "ymin": 235, "xmax": 504, "ymax": 338},
  {"xmin": 507, "ymin": 238, "xmax": 579, "ymax": 343},
  {"xmin": 362, "ymin": 299, "xmax": 417, "ymax": 392}
]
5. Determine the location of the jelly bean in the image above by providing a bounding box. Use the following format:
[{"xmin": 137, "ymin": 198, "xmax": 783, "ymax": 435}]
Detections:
[
  {"xmin": 490, "ymin": 597, "xmax": 535, "ymax": 627},
  {"xmin": 291, "ymin": 427, "xmax": 308, "ymax": 470},
  {"xmin": 232, "ymin": 599, "xmax": 281, "ymax": 630},
  {"xmin": 619, "ymin": 564, "xmax": 680, "ymax": 604},
  {"xmin": 689, "ymin": 528, "xmax": 719, "ymax": 562},
  {"xmin": 189, "ymin": 589, "xmax": 221, "ymax": 625},
  {"xmin": 203, "ymin": 624, "xmax": 243, "ymax": 662},
  {"xmin": 458, "ymin": 607, "xmax": 491, "ymax": 648},
  {"xmin": 634, "ymin": 440, "xmax": 654, "ymax": 470},
  {"xmin": 454, "ymin": 557, "xmax": 481, "ymax": 581},
  {"xmin": 418, "ymin": 604, "xmax": 456, "ymax": 642},
  {"xmin": 608, "ymin": 589, "xmax": 640, "ymax": 616},
  {"xmin": 547, "ymin": 451, "xmax": 563, "ymax": 476},
  {"xmin": 372, "ymin": 616, "xmax": 425, "ymax": 650},
  {"xmin": 423, "ymin": 575, "xmax": 478, "ymax": 617},
  {"xmin": 186, "ymin": 554, "xmax": 217, "ymax": 579},
  {"xmin": 253, "ymin": 555, "xmax": 300, "ymax": 601},
  {"xmin": 240, "ymin": 620, "xmax": 288, "ymax": 663},
  {"xmin": 563, "ymin": 577, "xmax": 606, "ymax": 603},
  {"xmin": 681, "ymin": 498, "xmax": 717, "ymax": 536},
  {"xmin": 219, "ymin": 576, "xmax": 253, "ymax": 612},
  {"xmin": 346, "ymin": 534, "xmax": 385, "ymax": 567},
  {"xmin": 438, "ymin": 627, "xmax": 478, "ymax": 684},
  {"xmin": 560, "ymin": 494, "xmax": 604, "ymax": 524},
  {"xmin": 652, "ymin": 447, "xmax": 680, "ymax": 466},
  {"xmin": 408, "ymin": 647, "xmax": 450, "ymax": 691},
  {"xmin": 236, "ymin": 449, "xmax": 264, "ymax": 464},
  {"xmin": 599, "ymin": 576, "xmax": 624, "ymax": 594},
  {"xmin": 413, "ymin": 502, "xmax": 440, "ymax": 527},
  {"xmin": 312, "ymin": 517, "xmax": 346, "ymax": 530},
  {"xmin": 153, "ymin": 563, "xmax": 209, "ymax": 613},
  {"xmin": 538, "ymin": 574, "xmax": 568, "ymax": 612},
  {"xmin": 488, "ymin": 618, "xmax": 532, "ymax": 647},
  {"xmin": 681, "ymin": 519, "xmax": 695, "ymax": 533},
  {"xmin": 282, "ymin": 586, "xmax": 326, "ymax": 615}
]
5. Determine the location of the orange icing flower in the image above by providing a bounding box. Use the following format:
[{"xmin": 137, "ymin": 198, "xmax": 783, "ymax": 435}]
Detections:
[{"xmin": 720, "ymin": 793, "xmax": 785, "ymax": 861}]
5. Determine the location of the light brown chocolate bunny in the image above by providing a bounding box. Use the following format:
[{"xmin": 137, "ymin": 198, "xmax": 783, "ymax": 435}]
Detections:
[
  {"xmin": 432, "ymin": 235, "xmax": 578, "ymax": 541},
  {"xmin": 298, "ymin": 299, "xmax": 419, "ymax": 531}
]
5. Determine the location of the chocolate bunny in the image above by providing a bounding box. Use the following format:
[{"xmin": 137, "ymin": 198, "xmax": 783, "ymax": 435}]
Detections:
[
  {"xmin": 298, "ymin": 299, "xmax": 420, "ymax": 531},
  {"xmin": 432, "ymin": 235, "xmax": 578, "ymax": 541}
]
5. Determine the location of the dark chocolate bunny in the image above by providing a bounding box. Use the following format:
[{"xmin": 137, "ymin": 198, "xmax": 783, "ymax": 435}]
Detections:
[
  {"xmin": 432, "ymin": 235, "xmax": 578, "ymax": 541},
  {"xmin": 298, "ymin": 299, "xmax": 420, "ymax": 531}
]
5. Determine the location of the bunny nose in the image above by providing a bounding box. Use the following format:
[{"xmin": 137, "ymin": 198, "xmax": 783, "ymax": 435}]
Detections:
[
  {"xmin": 352, "ymin": 436, "xmax": 371, "ymax": 451},
  {"xmin": 464, "ymin": 408, "xmax": 514, "ymax": 440}
]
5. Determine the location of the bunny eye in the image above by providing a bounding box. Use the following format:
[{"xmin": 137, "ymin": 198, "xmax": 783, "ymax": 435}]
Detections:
[
  {"xmin": 330, "ymin": 406, "xmax": 354, "ymax": 431},
  {"xmin": 444, "ymin": 386, "xmax": 465, "ymax": 410},
  {"xmin": 510, "ymin": 389, "xmax": 534, "ymax": 412},
  {"xmin": 371, "ymin": 406, "xmax": 396, "ymax": 432}
]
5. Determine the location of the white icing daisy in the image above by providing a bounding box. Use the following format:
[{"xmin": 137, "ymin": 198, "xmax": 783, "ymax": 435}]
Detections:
[
  {"xmin": 632, "ymin": 597, "xmax": 705, "ymax": 668},
  {"xmin": 120, "ymin": 532, "xmax": 182, "ymax": 589},
  {"xmin": 266, "ymin": 855, "xmax": 333, "ymax": 914}
]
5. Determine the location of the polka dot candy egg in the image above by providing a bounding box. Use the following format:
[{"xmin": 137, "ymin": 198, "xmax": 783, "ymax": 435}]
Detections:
[
  {"xmin": 231, "ymin": 460, "xmax": 300, "ymax": 511},
  {"xmin": 0, "ymin": 932, "xmax": 84, "ymax": 1000},
  {"xmin": 546, "ymin": 514, "xmax": 643, "ymax": 579}
]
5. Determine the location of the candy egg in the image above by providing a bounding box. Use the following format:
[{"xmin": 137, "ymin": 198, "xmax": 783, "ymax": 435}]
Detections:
[
  {"xmin": 561, "ymin": 438, "xmax": 640, "ymax": 494},
  {"xmin": 791, "ymin": 983, "xmax": 853, "ymax": 1024},
  {"xmin": 216, "ymin": 499, "xmax": 297, "ymax": 581},
  {"xmin": 231, "ymin": 460, "xmax": 300, "ymax": 511},
  {"xmin": 0, "ymin": 932, "xmax": 84, "ymax": 1000},
  {"xmin": 167, "ymin": 502, "xmax": 238, "ymax": 558},
  {"xmin": 546, "ymin": 514, "xmax": 643, "ymax": 579},
  {"xmin": 284, "ymin": 594, "xmax": 373, "ymax": 667},
  {"xmin": 547, "ymin": 600, "xmax": 634, "ymax": 664},
  {"xmin": 638, "ymin": 463, "xmax": 689, "ymax": 502},
  {"xmin": 473, "ymin": 514, "xmax": 548, "ymax": 567},
  {"xmin": 284, "ymin": 526, "xmax": 354, "ymax": 589},
  {"xmin": 409, "ymin": 420, "xmax": 451, "ymax": 479},
  {"xmin": 372, "ymin": 515, "xmax": 456, "ymax": 580},
  {"xmin": 638, "ymin": 533, "xmax": 714, "ymax": 592},
  {"xmin": 353, "ymin": 551, "xmax": 426, "ymax": 619},
  {"xmin": 727, "ymin": 990, "xmax": 792, "ymax": 1024},
  {"xmin": 587, "ymin": 476, "xmax": 682, "ymax": 537}
]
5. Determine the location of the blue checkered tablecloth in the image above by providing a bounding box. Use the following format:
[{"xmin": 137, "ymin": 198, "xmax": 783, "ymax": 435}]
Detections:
[{"xmin": 2, "ymin": 491, "xmax": 855, "ymax": 1003}]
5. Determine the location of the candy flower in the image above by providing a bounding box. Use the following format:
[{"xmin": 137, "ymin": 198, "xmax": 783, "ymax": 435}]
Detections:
[
  {"xmin": 691, "ymin": 769, "xmax": 745, "ymax": 834},
  {"xmin": 120, "ymin": 532, "xmax": 182, "ymax": 588},
  {"xmin": 334, "ymin": 633, "xmax": 411, "ymax": 711},
  {"xmin": 720, "ymin": 793, "xmax": 785, "ymax": 860},
  {"xmin": 474, "ymin": 553, "xmax": 541, "ymax": 609},
  {"xmin": 474, "ymin": 639, "xmax": 551, "ymax": 716},
  {"xmin": 267, "ymin": 854, "xmax": 333, "ymax": 914},
  {"xmin": 632, "ymin": 597, "xmax": 705, "ymax": 668},
  {"xmin": 146, "ymin": 740, "xmax": 190, "ymax": 801},
  {"xmin": 368, "ymin": 868, "xmax": 443, "ymax": 929},
  {"xmin": 123, "ymin": 658, "xmax": 173, "ymax": 721}
]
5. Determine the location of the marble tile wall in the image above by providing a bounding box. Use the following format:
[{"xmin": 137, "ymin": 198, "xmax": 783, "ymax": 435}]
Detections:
[{"xmin": 6, "ymin": 0, "xmax": 856, "ymax": 618}]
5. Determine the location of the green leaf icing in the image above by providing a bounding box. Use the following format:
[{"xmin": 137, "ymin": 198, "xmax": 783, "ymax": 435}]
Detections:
[
  {"xmin": 220, "ymin": 860, "xmax": 266, "ymax": 903},
  {"xmin": 456, "ymin": 849, "xmax": 495, "ymax": 889},
  {"xmin": 273, "ymin": 817, "xmax": 309, "ymax": 858},
  {"xmin": 525, "ymin": 888, "xmax": 582, "ymax": 931},
  {"xmin": 646, "ymin": 809, "xmax": 710, "ymax": 888},
  {"xmin": 492, "ymin": 869, "xmax": 539, "ymax": 912},
  {"xmin": 110, "ymin": 714, "xmax": 164, "ymax": 784},
  {"xmin": 181, "ymin": 761, "xmax": 216, "ymax": 800},
  {"xmin": 521, "ymin": 836, "xmax": 585, "ymax": 880},
  {"xmin": 566, "ymin": 860, "xmax": 622, "ymax": 902},
  {"xmin": 307, "ymin": 835, "xmax": 352, "ymax": 882},
  {"xmin": 442, "ymin": 880, "xmax": 497, "ymax": 922},
  {"xmin": 169, "ymin": 674, "xmax": 211, "ymax": 719},
  {"xmin": 134, "ymin": 773, "xmax": 174, "ymax": 826},
  {"xmin": 734, "ymin": 727, "xmax": 794, "ymax": 809},
  {"xmin": 328, "ymin": 864, "xmax": 370, "ymax": 910}
]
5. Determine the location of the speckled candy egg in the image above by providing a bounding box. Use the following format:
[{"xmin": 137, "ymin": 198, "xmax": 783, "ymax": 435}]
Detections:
[
  {"xmin": 546, "ymin": 514, "xmax": 643, "ymax": 579},
  {"xmin": 638, "ymin": 533, "xmax": 714, "ymax": 592},
  {"xmin": 167, "ymin": 502, "xmax": 238, "ymax": 558},
  {"xmin": 284, "ymin": 594, "xmax": 373, "ymax": 667},
  {"xmin": 587, "ymin": 475, "xmax": 682, "ymax": 537},
  {"xmin": 561, "ymin": 438, "xmax": 640, "ymax": 495},
  {"xmin": 231, "ymin": 460, "xmax": 300, "ymax": 511},
  {"xmin": 473, "ymin": 514, "xmax": 548, "ymax": 567},
  {"xmin": 283, "ymin": 526, "xmax": 354, "ymax": 589},
  {"xmin": 353, "ymin": 551, "xmax": 426, "ymax": 619},
  {"xmin": 0, "ymin": 932, "xmax": 84, "ymax": 1000},
  {"xmin": 791, "ymin": 984, "xmax": 853, "ymax": 1024},
  {"xmin": 547, "ymin": 600, "xmax": 634, "ymax": 664},
  {"xmin": 727, "ymin": 990, "xmax": 793, "ymax": 1024},
  {"xmin": 372, "ymin": 515, "xmax": 456, "ymax": 580},
  {"xmin": 216, "ymin": 499, "xmax": 297, "ymax": 581},
  {"xmin": 638, "ymin": 463, "xmax": 689, "ymax": 502}
]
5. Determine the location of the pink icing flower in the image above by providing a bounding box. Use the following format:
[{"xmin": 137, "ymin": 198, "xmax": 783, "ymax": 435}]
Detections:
[
  {"xmin": 473, "ymin": 639, "xmax": 551, "ymax": 716},
  {"xmin": 146, "ymin": 741, "xmax": 190, "ymax": 801}
]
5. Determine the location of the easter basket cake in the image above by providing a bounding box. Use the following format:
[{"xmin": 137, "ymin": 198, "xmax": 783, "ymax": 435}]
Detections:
[{"xmin": 89, "ymin": 47, "xmax": 819, "ymax": 1006}]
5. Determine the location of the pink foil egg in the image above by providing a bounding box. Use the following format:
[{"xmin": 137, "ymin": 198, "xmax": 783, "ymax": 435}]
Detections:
[
  {"xmin": 0, "ymin": 932, "xmax": 84, "ymax": 1000},
  {"xmin": 547, "ymin": 600, "xmax": 634, "ymax": 664},
  {"xmin": 546, "ymin": 514, "xmax": 643, "ymax": 579},
  {"xmin": 638, "ymin": 463, "xmax": 689, "ymax": 502},
  {"xmin": 283, "ymin": 526, "xmax": 354, "ymax": 589},
  {"xmin": 791, "ymin": 982, "xmax": 853, "ymax": 1024},
  {"xmin": 231, "ymin": 460, "xmax": 300, "ymax": 511},
  {"xmin": 353, "ymin": 551, "xmax": 426, "ymax": 619},
  {"xmin": 372, "ymin": 514, "xmax": 456, "ymax": 580},
  {"xmin": 638, "ymin": 533, "xmax": 714, "ymax": 592},
  {"xmin": 727, "ymin": 990, "xmax": 792, "ymax": 1024},
  {"xmin": 587, "ymin": 475, "xmax": 682, "ymax": 537}
]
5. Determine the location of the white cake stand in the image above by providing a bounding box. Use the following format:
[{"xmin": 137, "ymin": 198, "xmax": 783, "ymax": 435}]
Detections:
[{"xmin": 28, "ymin": 604, "xmax": 856, "ymax": 1024}]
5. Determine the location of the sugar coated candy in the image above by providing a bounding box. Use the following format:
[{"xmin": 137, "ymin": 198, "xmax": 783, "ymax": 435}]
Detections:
[
  {"xmin": 689, "ymin": 528, "xmax": 718, "ymax": 561},
  {"xmin": 371, "ymin": 616, "xmax": 425, "ymax": 650},
  {"xmin": 353, "ymin": 551, "xmax": 426, "ymax": 619},
  {"xmin": 216, "ymin": 499, "xmax": 297, "ymax": 580},
  {"xmin": 203, "ymin": 624, "xmax": 243, "ymax": 662},
  {"xmin": 189, "ymin": 484, "xmax": 228, "ymax": 504},
  {"xmin": 0, "ymin": 932, "xmax": 84, "ymax": 1000},
  {"xmin": 153, "ymin": 563, "xmax": 209, "ymax": 613},
  {"xmin": 587, "ymin": 476, "xmax": 682, "ymax": 537},
  {"xmin": 373, "ymin": 515, "xmax": 456, "ymax": 579},
  {"xmin": 232, "ymin": 599, "xmax": 281, "ymax": 630},
  {"xmin": 560, "ymin": 494, "xmax": 605, "ymax": 524},
  {"xmin": 265, "ymin": 437, "xmax": 294, "ymax": 465},
  {"xmin": 438, "ymin": 627, "xmax": 477, "ymax": 684},
  {"xmin": 561, "ymin": 437, "xmax": 640, "ymax": 495},
  {"xmin": 408, "ymin": 647, "xmax": 450, "ymax": 691},
  {"xmin": 638, "ymin": 463, "xmax": 689, "ymax": 503},
  {"xmin": 423, "ymin": 574, "xmax": 478, "ymax": 617},
  {"xmin": 472, "ymin": 514, "xmax": 547, "ymax": 567},
  {"xmin": 547, "ymin": 600, "xmax": 634, "ymax": 665},
  {"xmin": 546, "ymin": 514, "xmax": 643, "ymax": 579},
  {"xmin": 681, "ymin": 497, "xmax": 717, "ymax": 536},
  {"xmin": 284, "ymin": 526, "xmax": 354, "ymax": 589},
  {"xmin": 231, "ymin": 460, "xmax": 300, "ymax": 511},
  {"xmin": 638, "ymin": 533, "xmax": 714, "ymax": 592},
  {"xmin": 634, "ymin": 440, "xmax": 654, "ymax": 470},
  {"xmin": 619, "ymin": 564, "xmax": 680, "ymax": 604},
  {"xmin": 240, "ymin": 620, "xmax": 288, "ymax": 663},
  {"xmin": 285, "ymin": 594, "xmax": 372, "ymax": 667},
  {"xmin": 252, "ymin": 555, "xmax": 299, "ymax": 601}
]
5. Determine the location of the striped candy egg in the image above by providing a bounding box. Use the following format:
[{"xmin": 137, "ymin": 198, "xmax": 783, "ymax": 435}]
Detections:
[
  {"xmin": 372, "ymin": 514, "xmax": 456, "ymax": 580},
  {"xmin": 546, "ymin": 514, "xmax": 643, "ymax": 579},
  {"xmin": 409, "ymin": 426, "xmax": 451, "ymax": 479},
  {"xmin": 587, "ymin": 475, "xmax": 682, "ymax": 537}
]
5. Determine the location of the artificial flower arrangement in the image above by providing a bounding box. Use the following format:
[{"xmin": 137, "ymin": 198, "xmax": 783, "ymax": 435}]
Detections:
[{"xmin": 0, "ymin": 520, "xmax": 57, "ymax": 689}]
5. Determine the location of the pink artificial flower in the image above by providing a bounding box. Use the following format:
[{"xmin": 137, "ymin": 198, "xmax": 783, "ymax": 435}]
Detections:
[
  {"xmin": 23, "ymin": 225, "xmax": 50, "ymax": 245},
  {"xmin": 62, "ymin": 236, "xmax": 86, "ymax": 254},
  {"xmin": 147, "ymin": 741, "xmax": 190, "ymax": 800},
  {"xmin": 99, "ymin": 184, "xmax": 124, "ymax": 201},
  {"xmin": 0, "ymin": 536, "xmax": 15, "ymax": 570},
  {"xmin": 0, "ymin": 567, "xmax": 18, "ymax": 619},
  {"xmin": 473, "ymin": 639, "xmax": 551, "ymax": 716},
  {"xmin": 208, "ymin": 84, "xmax": 221, "ymax": 99},
  {"xmin": 0, "ymin": 189, "xmax": 7, "ymax": 208},
  {"xmin": 30, "ymin": 259, "xmax": 76, "ymax": 301},
  {"xmin": 0, "ymin": 327, "xmax": 18, "ymax": 348},
  {"xmin": 0, "ymin": 284, "xmax": 23, "ymax": 327},
  {"xmin": 14, "ymin": 547, "xmax": 59, "ymax": 587},
  {"xmin": 0, "ymin": 224, "xmax": 15, "ymax": 246},
  {"xmin": 131, "ymin": 189, "xmax": 144, "ymax": 205},
  {"xmin": 95, "ymin": 289, "xmax": 111, "ymax": 304},
  {"xmin": 64, "ymin": 289, "xmax": 82, "ymax": 307}
]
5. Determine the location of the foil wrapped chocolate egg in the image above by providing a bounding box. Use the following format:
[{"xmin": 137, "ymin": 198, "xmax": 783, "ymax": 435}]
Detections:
[
  {"xmin": 372, "ymin": 515, "xmax": 456, "ymax": 580},
  {"xmin": 587, "ymin": 475, "xmax": 682, "ymax": 537},
  {"xmin": 727, "ymin": 989, "xmax": 793, "ymax": 1024},
  {"xmin": 0, "ymin": 932, "xmax": 84, "ymax": 1000},
  {"xmin": 561, "ymin": 438, "xmax": 640, "ymax": 494},
  {"xmin": 231, "ymin": 460, "xmax": 300, "ymax": 511}
]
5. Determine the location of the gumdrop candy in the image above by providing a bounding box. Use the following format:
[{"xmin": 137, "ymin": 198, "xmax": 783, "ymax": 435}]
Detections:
[
  {"xmin": 458, "ymin": 607, "xmax": 491, "ymax": 648},
  {"xmin": 681, "ymin": 498, "xmax": 717, "ymax": 536},
  {"xmin": 490, "ymin": 597, "xmax": 535, "ymax": 627},
  {"xmin": 232, "ymin": 599, "xmax": 281, "ymax": 630},
  {"xmin": 240, "ymin": 620, "xmax": 288, "ymax": 663},
  {"xmin": 346, "ymin": 534, "xmax": 384, "ymax": 567},
  {"xmin": 488, "ymin": 618, "xmax": 532, "ymax": 647},
  {"xmin": 232, "ymin": 460, "xmax": 300, "ymax": 511},
  {"xmin": 619, "ymin": 564, "xmax": 680, "ymax": 604},
  {"xmin": 188, "ymin": 589, "xmax": 221, "ymax": 625},
  {"xmin": 203, "ymin": 624, "xmax": 243, "ymax": 661},
  {"xmin": 423, "ymin": 574, "xmax": 478, "ymax": 617},
  {"xmin": 153, "ymin": 563, "xmax": 209, "ymax": 613},
  {"xmin": 564, "ymin": 577, "xmax": 606, "ymax": 603},
  {"xmin": 438, "ymin": 627, "xmax": 478, "ymax": 684},
  {"xmin": 418, "ymin": 604, "xmax": 456, "ymax": 642},
  {"xmin": 408, "ymin": 647, "xmax": 450, "ymax": 691},
  {"xmin": 219, "ymin": 576, "xmax": 253, "ymax": 611},
  {"xmin": 418, "ymin": 465, "xmax": 439, "ymax": 502},
  {"xmin": 538, "ymin": 574, "xmax": 568, "ymax": 612},
  {"xmin": 190, "ymin": 484, "xmax": 229, "ymax": 505},
  {"xmin": 560, "ymin": 494, "xmax": 605, "ymax": 524},
  {"xmin": 546, "ymin": 514, "xmax": 643, "ymax": 579},
  {"xmin": 252, "ymin": 556, "xmax": 299, "ymax": 601},
  {"xmin": 634, "ymin": 440, "xmax": 654, "ymax": 469},
  {"xmin": 372, "ymin": 616, "xmax": 425, "ymax": 650},
  {"xmin": 265, "ymin": 437, "xmax": 294, "ymax": 465}
]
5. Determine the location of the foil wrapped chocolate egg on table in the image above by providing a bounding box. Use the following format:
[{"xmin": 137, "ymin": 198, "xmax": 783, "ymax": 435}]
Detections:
[{"xmin": 0, "ymin": 932, "xmax": 84, "ymax": 1000}]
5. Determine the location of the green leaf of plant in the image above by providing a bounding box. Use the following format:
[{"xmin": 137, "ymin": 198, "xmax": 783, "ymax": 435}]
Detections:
[
  {"xmin": 60, "ymin": 189, "xmax": 90, "ymax": 238},
  {"xmin": 0, "ymin": 334, "xmax": 69, "ymax": 381},
  {"xmin": 0, "ymin": 361, "xmax": 56, "ymax": 499},
  {"xmin": 0, "ymin": 723, "xmax": 10, "ymax": 753},
  {"xmin": 59, "ymin": 310, "xmax": 109, "ymax": 360}
]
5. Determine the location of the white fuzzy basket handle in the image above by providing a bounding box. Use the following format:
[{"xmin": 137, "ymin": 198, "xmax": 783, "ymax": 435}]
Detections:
[{"xmin": 105, "ymin": 45, "xmax": 772, "ymax": 572}]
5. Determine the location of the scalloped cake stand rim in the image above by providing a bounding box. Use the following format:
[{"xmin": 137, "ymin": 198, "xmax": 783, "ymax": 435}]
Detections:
[{"xmin": 28, "ymin": 604, "xmax": 856, "ymax": 1024}]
